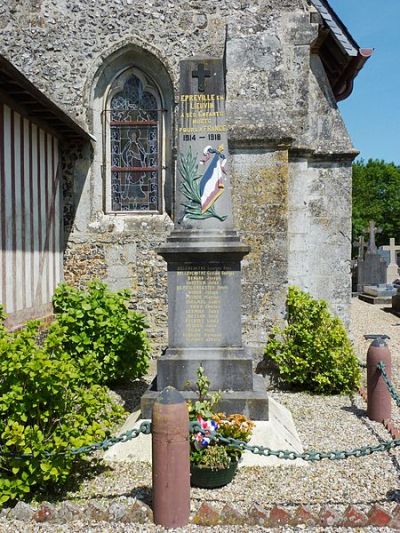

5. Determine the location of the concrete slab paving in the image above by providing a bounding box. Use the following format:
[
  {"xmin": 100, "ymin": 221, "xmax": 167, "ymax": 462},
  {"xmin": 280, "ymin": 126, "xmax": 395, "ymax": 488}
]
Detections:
[{"xmin": 104, "ymin": 397, "xmax": 306, "ymax": 467}]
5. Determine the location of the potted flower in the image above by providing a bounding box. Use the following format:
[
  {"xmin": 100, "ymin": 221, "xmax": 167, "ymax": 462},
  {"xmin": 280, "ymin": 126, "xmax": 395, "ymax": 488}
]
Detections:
[{"xmin": 187, "ymin": 366, "xmax": 255, "ymax": 489}]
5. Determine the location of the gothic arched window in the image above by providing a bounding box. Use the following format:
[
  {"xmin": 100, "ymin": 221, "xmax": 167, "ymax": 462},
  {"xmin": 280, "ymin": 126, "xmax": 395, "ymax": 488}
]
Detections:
[{"xmin": 105, "ymin": 68, "xmax": 163, "ymax": 213}]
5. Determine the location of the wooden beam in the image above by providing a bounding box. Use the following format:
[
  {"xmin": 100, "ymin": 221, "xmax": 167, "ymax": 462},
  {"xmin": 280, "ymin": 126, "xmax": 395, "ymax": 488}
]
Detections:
[{"xmin": 311, "ymin": 27, "xmax": 330, "ymax": 53}]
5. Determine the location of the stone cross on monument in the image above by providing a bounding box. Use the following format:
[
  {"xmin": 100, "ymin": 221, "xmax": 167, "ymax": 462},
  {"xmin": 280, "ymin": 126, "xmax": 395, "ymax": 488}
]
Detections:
[
  {"xmin": 141, "ymin": 56, "xmax": 269, "ymax": 420},
  {"xmin": 365, "ymin": 220, "xmax": 382, "ymax": 254},
  {"xmin": 192, "ymin": 63, "xmax": 210, "ymax": 92},
  {"xmin": 382, "ymin": 238, "xmax": 400, "ymax": 283}
]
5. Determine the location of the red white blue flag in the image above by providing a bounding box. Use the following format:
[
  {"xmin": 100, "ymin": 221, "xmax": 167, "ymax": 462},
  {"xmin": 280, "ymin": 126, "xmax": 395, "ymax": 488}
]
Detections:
[{"xmin": 199, "ymin": 145, "xmax": 226, "ymax": 213}]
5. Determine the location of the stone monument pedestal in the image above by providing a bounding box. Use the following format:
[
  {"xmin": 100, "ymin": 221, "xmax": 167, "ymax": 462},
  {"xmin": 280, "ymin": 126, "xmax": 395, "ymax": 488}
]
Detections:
[
  {"xmin": 141, "ymin": 229, "xmax": 269, "ymax": 420},
  {"xmin": 141, "ymin": 374, "xmax": 269, "ymax": 420},
  {"xmin": 141, "ymin": 56, "xmax": 268, "ymax": 420}
]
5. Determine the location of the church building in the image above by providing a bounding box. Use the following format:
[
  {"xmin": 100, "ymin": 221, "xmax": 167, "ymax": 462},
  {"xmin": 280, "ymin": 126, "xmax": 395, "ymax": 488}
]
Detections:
[{"xmin": 0, "ymin": 0, "xmax": 371, "ymax": 350}]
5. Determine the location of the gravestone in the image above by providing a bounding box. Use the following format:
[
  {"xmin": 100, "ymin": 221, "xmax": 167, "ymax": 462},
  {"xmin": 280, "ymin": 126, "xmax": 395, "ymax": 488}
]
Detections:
[
  {"xmin": 357, "ymin": 221, "xmax": 386, "ymax": 293},
  {"xmin": 392, "ymin": 278, "xmax": 400, "ymax": 314},
  {"xmin": 359, "ymin": 283, "xmax": 397, "ymax": 305},
  {"xmin": 352, "ymin": 235, "xmax": 367, "ymax": 293},
  {"xmin": 141, "ymin": 57, "xmax": 269, "ymax": 420},
  {"xmin": 382, "ymin": 238, "xmax": 400, "ymax": 283},
  {"xmin": 363, "ymin": 284, "xmax": 397, "ymax": 298},
  {"xmin": 353, "ymin": 235, "xmax": 367, "ymax": 261}
]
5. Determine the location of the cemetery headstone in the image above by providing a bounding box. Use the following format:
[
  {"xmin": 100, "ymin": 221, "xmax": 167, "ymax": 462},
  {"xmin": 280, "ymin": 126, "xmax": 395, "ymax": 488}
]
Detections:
[
  {"xmin": 141, "ymin": 57, "xmax": 269, "ymax": 420},
  {"xmin": 382, "ymin": 238, "xmax": 400, "ymax": 283},
  {"xmin": 392, "ymin": 278, "xmax": 400, "ymax": 315},
  {"xmin": 365, "ymin": 220, "xmax": 381, "ymax": 254},
  {"xmin": 360, "ymin": 283, "xmax": 397, "ymax": 305},
  {"xmin": 353, "ymin": 235, "xmax": 367, "ymax": 261},
  {"xmin": 352, "ymin": 235, "xmax": 367, "ymax": 294},
  {"xmin": 357, "ymin": 220, "xmax": 386, "ymax": 295}
]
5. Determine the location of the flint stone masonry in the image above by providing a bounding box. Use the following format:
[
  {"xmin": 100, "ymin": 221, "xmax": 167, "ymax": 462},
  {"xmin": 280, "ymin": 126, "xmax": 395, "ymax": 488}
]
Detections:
[{"xmin": 0, "ymin": 0, "xmax": 359, "ymax": 349}]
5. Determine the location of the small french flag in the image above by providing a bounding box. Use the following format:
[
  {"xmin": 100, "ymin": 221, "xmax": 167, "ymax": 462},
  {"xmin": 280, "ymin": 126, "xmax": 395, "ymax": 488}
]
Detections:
[{"xmin": 199, "ymin": 146, "xmax": 226, "ymax": 213}]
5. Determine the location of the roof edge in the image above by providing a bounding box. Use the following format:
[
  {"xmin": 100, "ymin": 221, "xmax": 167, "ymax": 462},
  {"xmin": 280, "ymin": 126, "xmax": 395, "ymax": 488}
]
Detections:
[
  {"xmin": 310, "ymin": 0, "xmax": 373, "ymax": 101},
  {"xmin": 0, "ymin": 54, "xmax": 92, "ymax": 142}
]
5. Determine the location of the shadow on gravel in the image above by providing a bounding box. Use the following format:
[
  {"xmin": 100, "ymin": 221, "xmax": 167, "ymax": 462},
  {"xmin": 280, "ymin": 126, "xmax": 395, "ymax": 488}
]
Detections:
[
  {"xmin": 71, "ymin": 485, "xmax": 152, "ymax": 506},
  {"xmin": 25, "ymin": 460, "xmax": 111, "ymax": 506},
  {"xmin": 382, "ymin": 307, "xmax": 400, "ymax": 323},
  {"xmin": 112, "ymin": 379, "xmax": 149, "ymax": 413},
  {"xmin": 341, "ymin": 403, "xmax": 367, "ymax": 419},
  {"xmin": 343, "ymin": 397, "xmax": 400, "ymax": 481}
]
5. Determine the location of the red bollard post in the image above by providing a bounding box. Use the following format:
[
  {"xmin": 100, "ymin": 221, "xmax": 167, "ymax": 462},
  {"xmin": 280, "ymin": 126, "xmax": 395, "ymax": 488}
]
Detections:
[
  {"xmin": 367, "ymin": 337, "xmax": 392, "ymax": 423},
  {"xmin": 152, "ymin": 386, "xmax": 190, "ymax": 528}
]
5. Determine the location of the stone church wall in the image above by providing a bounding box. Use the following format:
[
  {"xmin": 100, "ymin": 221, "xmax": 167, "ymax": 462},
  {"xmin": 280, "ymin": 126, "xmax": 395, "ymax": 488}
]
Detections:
[
  {"xmin": 288, "ymin": 158, "xmax": 352, "ymax": 328},
  {"xmin": 288, "ymin": 53, "xmax": 355, "ymax": 329},
  {"xmin": 0, "ymin": 0, "xmax": 356, "ymax": 351}
]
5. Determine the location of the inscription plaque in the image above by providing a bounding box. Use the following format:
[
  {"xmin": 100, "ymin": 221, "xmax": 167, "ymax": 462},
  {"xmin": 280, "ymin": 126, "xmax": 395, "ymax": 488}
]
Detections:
[{"xmin": 169, "ymin": 263, "xmax": 241, "ymax": 348}]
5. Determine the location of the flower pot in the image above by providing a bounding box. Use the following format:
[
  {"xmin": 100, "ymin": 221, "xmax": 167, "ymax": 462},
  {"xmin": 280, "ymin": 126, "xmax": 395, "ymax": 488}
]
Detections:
[{"xmin": 190, "ymin": 461, "xmax": 238, "ymax": 489}]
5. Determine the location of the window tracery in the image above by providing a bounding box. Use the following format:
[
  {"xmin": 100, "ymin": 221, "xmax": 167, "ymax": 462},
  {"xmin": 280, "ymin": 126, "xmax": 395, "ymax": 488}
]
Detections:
[{"xmin": 105, "ymin": 70, "xmax": 162, "ymax": 212}]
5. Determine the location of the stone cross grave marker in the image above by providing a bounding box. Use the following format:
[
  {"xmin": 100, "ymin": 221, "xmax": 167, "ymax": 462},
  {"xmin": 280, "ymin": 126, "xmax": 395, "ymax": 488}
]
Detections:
[
  {"xmin": 141, "ymin": 57, "xmax": 269, "ymax": 420},
  {"xmin": 382, "ymin": 238, "xmax": 400, "ymax": 283},
  {"xmin": 353, "ymin": 235, "xmax": 367, "ymax": 261},
  {"xmin": 357, "ymin": 220, "xmax": 386, "ymax": 292},
  {"xmin": 365, "ymin": 220, "xmax": 382, "ymax": 254},
  {"xmin": 353, "ymin": 235, "xmax": 367, "ymax": 293}
]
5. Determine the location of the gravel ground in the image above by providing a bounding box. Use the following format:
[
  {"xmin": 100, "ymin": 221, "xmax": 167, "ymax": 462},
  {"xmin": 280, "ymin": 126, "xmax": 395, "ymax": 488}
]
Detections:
[{"xmin": 2, "ymin": 298, "xmax": 400, "ymax": 532}]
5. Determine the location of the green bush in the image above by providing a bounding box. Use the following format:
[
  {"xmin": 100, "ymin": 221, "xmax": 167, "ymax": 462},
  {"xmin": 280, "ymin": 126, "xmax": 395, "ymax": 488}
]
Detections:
[
  {"xmin": 49, "ymin": 281, "xmax": 150, "ymax": 385},
  {"xmin": 0, "ymin": 311, "xmax": 125, "ymax": 505},
  {"xmin": 264, "ymin": 287, "xmax": 360, "ymax": 394}
]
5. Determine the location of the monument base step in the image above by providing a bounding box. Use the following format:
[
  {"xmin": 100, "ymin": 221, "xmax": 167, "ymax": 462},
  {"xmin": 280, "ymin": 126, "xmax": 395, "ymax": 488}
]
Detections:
[
  {"xmin": 157, "ymin": 347, "xmax": 254, "ymax": 392},
  {"xmin": 140, "ymin": 374, "xmax": 269, "ymax": 420},
  {"xmin": 358, "ymin": 294, "xmax": 392, "ymax": 305},
  {"xmin": 104, "ymin": 397, "xmax": 303, "ymax": 466}
]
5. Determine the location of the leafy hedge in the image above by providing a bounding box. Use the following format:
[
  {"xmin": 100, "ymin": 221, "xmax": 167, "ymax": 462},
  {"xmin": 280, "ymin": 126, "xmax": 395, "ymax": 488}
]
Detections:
[
  {"xmin": 264, "ymin": 287, "xmax": 360, "ymax": 394},
  {"xmin": 49, "ymin": 281, "xmax": 150, "ymax": 385},
  {"xmin": 0, "ymin": 312, "xmax": 125, "ymax": 505}
]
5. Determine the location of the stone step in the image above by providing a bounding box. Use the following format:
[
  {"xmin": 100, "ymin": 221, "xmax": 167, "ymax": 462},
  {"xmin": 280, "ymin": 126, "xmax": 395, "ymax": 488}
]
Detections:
[
  {"xmin": 157, "ymin": 347, "xmax": 254, "ymax": 391},
  {"xmin": 141, "ymin": 374, "xmax": 269, "ymax": 420}
]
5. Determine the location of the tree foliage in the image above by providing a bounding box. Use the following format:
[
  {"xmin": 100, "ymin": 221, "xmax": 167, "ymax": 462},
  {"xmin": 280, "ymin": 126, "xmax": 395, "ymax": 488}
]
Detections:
[{"xmin": 352, "ymin": 159, "xmax": 400, "ymax": 249}]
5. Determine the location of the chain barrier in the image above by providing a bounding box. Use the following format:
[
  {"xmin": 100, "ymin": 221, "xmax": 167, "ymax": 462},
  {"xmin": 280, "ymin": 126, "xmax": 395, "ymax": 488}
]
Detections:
[
  {"xmin": 0, "ymin": 421, "xmax": 152, "ymax": 460},
  {"xmin": 3, "ymin": 361, "xmax": 400, "ymax": 462},
  {"xmin": 190, "ymin": 361, "xmax": 400, "ymax": 462},
  {"xmin": 190, "ymin": 422, "xmax": 400, "ymax": 462},
  {"xmin": 377, "ymin": 361, "xmax": 400, "ymax": 407}
]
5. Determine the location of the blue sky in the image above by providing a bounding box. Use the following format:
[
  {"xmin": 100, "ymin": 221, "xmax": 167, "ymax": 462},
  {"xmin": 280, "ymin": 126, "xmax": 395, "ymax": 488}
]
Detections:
[{"xmin": 330, "ymin": 0, "xmax": 400, "ymax": 165}]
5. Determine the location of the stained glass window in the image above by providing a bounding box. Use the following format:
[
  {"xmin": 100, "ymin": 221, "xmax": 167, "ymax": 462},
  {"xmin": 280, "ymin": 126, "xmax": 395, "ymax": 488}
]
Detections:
[{"xmin": 108, "ymin": 72, "xmax": 161, "ymax": 212}]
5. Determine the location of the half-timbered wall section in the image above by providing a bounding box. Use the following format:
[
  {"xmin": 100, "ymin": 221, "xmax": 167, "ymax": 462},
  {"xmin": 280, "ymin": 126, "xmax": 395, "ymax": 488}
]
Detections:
[{"xmin": 0, "ymin": 103, "xmax": 62, "ymax": 327}]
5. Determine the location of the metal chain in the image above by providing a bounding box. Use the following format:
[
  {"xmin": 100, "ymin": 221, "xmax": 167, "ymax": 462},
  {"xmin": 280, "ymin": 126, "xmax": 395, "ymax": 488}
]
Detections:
[
  {"xmin": 3, "ymin": 361, "xmax": 400, "ymax": 463},
  {"xmin": 5, "ymin": 417, "xmax": 400, "ymax": 463},
  {"xmin": 190, "ymin": 360, "xmax": 400, "ymax": 464},
  {"xmin": 210, "ymin": 432, "xmax": 400, "ymax": 461},
  {"xmin": 377, "ymin": 361, "xmax": 400, "ymax": 407},
  {"xmin": 190, "ymin": 422, "xmax": 400, "ymax": 462},
  {"xmin": 0, "ymin": 421, "xmax": 152, "ymax": 460}
]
